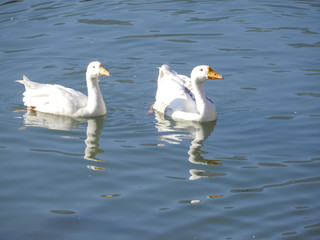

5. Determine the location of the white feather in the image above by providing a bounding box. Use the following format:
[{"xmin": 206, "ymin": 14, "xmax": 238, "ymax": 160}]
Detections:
[
  {"xmin": 153, "ymin": 64, "xmax": 223, "ymax": 122},
  {"xmin": 16, "ymin": 61, "xmax": 111, "ymax": 117}
]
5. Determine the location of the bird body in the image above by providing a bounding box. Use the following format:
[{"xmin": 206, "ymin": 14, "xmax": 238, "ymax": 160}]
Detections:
[
  {"xmin": 16, "ymin": 61, "xmax": 111, "ymax": 117},
  {"xmin": 153, "ymin": 64, "xmax": 223, "ymax": 122}
]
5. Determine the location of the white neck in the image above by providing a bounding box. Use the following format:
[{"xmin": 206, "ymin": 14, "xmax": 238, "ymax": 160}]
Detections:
[
  {"xmin": 191, "ymin": 80, "xmax": 208, "ymax": 116},
  {"xmin": 85, "ymin": 74, "xmax": 106, "ymax": 116},
  {"xmin": 170, "ymin": 74, "xmax": 216, "ymax": 122}
]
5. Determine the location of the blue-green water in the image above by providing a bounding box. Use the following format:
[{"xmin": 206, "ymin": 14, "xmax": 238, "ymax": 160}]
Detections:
[{"xmin": 1, "ymin": 0, "xmax": 320, "ymax": 239}]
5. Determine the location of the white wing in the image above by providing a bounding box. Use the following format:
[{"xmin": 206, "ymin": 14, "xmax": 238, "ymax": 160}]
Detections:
[
  {"xmin": 17, "ymin": 75, "xmax": 87, "ymax": 116},
  {"xmin": 153, "ymin": 65, "xmax": 197, "ymax": 116}
]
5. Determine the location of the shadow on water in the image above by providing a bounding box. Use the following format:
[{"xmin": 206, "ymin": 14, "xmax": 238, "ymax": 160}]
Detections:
[
  {"xmin": 20, "ymin": 110, "xmax": 105, "ymax": 168},
  {"xmin": 154, "ymin": 111, "xmax": 222, "ymax": 180}
]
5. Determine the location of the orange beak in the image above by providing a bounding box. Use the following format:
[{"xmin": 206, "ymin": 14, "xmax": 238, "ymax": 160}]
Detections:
[
  {"xmin": 99, "ymin": 65, "xmax": 112, "ymax": 76},
  {"xmin": 207, "ymin": 67, "xmax": 224, "ymax": 79}
]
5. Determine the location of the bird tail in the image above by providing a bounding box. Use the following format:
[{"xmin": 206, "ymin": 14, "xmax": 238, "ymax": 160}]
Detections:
[{"xmin": 15, "ymin": 75, "xmax": 33, "ymax": 90}]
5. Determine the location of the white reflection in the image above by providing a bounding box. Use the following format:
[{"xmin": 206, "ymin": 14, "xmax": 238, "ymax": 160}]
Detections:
[
  {"xmin": 154, "ymin": 111, "xmax": 218, "ymax": 180},
  {"xmin": 22, "ymin": 110, "xmax": 82, "ymax": 131},
  {"xmin": 84, "ymin": 118, "xmax": 104, "ymax": 162},
  {"xmin": 21, "ymin": 110, "xmax": 105, "ymax": 166}
]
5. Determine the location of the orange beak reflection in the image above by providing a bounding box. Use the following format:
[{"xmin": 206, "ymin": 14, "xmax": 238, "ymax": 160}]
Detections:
[
  {"xmin": 207, "ymin": 67, "xmax": 224, "ymax": 80},
  {"xmin": 99, "ymin": 65, "xmax": 112, "ymax": 76}
]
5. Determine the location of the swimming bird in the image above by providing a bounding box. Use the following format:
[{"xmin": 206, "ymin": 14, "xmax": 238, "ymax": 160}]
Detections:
[
  {"xmin": 152, "ymin": 64, "xmax": 223, "ymax": 122},
  {"xmin": 16, "ymin": 61, "xmax": 111, "ymax": 117}
]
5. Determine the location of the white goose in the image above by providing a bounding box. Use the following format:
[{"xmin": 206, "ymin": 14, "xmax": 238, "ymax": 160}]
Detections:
[
  {"xmin": 152, "ymin": 64, "xmax": 223, "ymax": 122},
  {"xmin": 16, "ymin": 61, "xmax": 111, "ymax": 117}
]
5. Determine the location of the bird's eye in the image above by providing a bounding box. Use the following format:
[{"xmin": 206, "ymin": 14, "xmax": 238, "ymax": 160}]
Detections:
[
  {"xmin": 200, "ymin": 68, "xmax": 203, "ymax": 71},
  {"xmin": 93, "ymin": 66, "xmax": 96, "ymax": 68}
]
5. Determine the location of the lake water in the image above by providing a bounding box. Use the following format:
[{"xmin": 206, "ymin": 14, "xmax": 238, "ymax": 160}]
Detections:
[{"xmin": 1, "ymin": 0, "xmax": 320, "ymax": 239}]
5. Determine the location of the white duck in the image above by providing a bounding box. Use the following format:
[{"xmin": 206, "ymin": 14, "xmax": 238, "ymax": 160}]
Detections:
[
  {"xmin": 16, "ymin": 61, "xmax": 111, "ymax": 117},
  {"xmin": 152, "ymin": 64, "xmax": 223, "ymax": 122}
]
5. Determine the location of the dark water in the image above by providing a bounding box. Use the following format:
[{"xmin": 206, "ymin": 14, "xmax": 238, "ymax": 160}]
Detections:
[{"xmin": 1, "ymin": 0, "xmax": 320, "ymax": 239}]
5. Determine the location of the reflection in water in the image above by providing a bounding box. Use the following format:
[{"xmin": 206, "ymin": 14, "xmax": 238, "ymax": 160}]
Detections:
[
  {"xmin": 22, "ymin": 110, "xmax": 82, "ymax": 131},
  {"xmin": 154, "ymin": 112, "xmax": 220, "ymax": 180},
  {"xmin": 21, "ymin": 110, "xmax": 105, "ymax": 170},
  {"xmin": 84, "ymin": 117, "xmax": 105, "ymax": 163}
]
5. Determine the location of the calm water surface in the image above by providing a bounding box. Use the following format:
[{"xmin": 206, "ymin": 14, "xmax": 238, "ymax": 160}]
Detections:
[{"xmin": 1, "ymin": 0, "xmax": 320, "ymax": 239}]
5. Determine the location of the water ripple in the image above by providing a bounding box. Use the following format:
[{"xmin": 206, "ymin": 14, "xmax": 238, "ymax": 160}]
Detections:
[
  {"xmin": 78, "ymin": 18, "xmax": 133, "ymax": 26},
  {"xmin": 296, "ymin": 92, "xmax": 320, "ymax": 98},
  {"xmin": 50, "ymin": 210, "xmax": 76, "ymax": 215},
  {"xmin": 288, "ymin": 41, "xmax": 320, "ymax": 48},
  {"xmin": 247, "ymin": 26, "xmax": 318, "ymax": 34},
  {"xmin": 118, "ymin": 33, "xmax": 222, "ymax": 40},
  {"xmin": 30, "ymin": 148, "xmax": 83, "ymax": 157},
  {"xmin": 187, "ymin": 16, "xmax": 230, "ymax": 22},
  {"xmin": 231, "ymin": 176, "xmax": 320, "ymax": 193}
]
